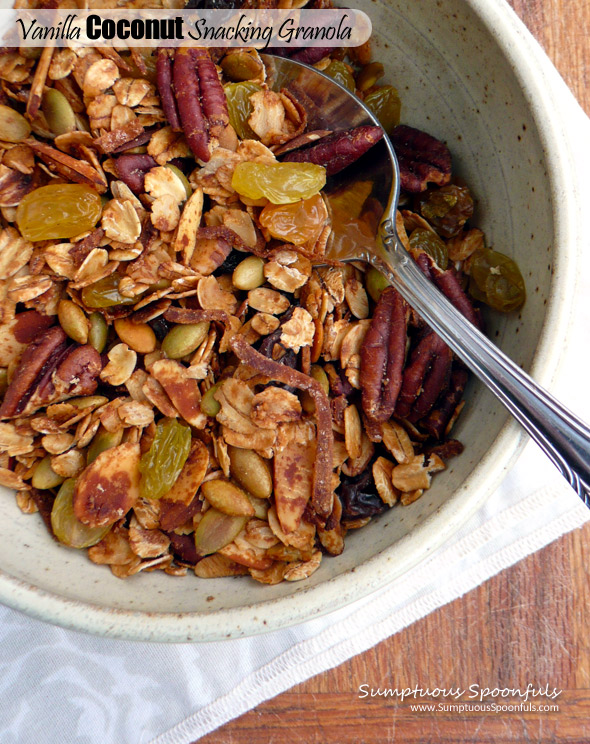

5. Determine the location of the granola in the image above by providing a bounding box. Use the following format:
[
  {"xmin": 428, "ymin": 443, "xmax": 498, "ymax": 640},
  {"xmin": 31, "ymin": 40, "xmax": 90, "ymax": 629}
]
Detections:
[{"xmin": 0, "ymin": 0, "xmax": 527, "ymax": 587}]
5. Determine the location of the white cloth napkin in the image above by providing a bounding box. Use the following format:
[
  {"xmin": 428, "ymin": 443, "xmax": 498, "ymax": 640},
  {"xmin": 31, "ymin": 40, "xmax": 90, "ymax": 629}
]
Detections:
[{"xmin": 2, "ymin": 6, "xmax": 590, "ymax": 744}]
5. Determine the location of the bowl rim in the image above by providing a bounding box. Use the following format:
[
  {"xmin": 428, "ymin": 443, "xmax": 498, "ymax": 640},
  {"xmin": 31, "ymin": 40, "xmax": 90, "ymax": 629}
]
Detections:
[{"xmin": 0, "ymin": 0, "xmax": 583, "ymax": 641}]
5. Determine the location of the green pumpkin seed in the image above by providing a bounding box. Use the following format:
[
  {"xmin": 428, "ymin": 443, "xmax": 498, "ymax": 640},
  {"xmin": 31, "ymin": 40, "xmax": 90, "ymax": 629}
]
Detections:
[
  {"xmin": 232, "ymin": 256, "xmax": 265, "ymax": 291},
  {"xmin": 164, "ymin": 163, "xmax": 192, "ymax": 200},
  {"xmin": 200, "ymin": 480, "xmax": 255, "ymax": 517},
  {"xmin": 86, "ymin": 427, "xmax": 124, "ymax": 465},
  {"xmin": 42, "ymin": 89, "xmax": 76, "ymax": 136},
  {"xmin": 162, "ymin": 322, "xmax": 210, "ymax": 359},
  {"xmin": 194, "ymin": 508, "xmax": 248, "ymax": 556},
  {"xmin": 58, "ymin": 299, "xmax": 89, "ymax": 344},
  {"xmin": 200, "ymin": 382, "xmax": 221, "ymax": 417},
  {"xmin": 365, "ymin": 266, "xmax": 390, "ymax": 303},
  {"xmin": 0, "ymin": 104, "xmax": 31, "ymax": 143},
  {"xmin": 32, "ymin": 455, "xmax": 65, "ymax": 490},
  {"xmin": 51, "ymin": 478, "xmax": 112, "ymax": 549},
  {"xmin": 88, "ymin": 312, "xmax": 108, "ymax": 353},
  {"xmin": 228, "ymin": 446, "xmax": 273, "ymax": 499}
]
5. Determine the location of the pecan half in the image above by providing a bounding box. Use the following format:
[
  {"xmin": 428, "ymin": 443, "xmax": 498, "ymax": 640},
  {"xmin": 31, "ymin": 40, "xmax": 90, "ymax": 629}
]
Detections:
[
  {"xmin": 0, "ymin": 310, "xmax": 54, "ymax": 367},
  {"xmin": 156, "ymin": 49, "xmax": 181, "ymax": 132},
  {"xmin": 25, "ymin": 343, "xmax": 102, "ymax": 415},
  {"xmin": 390, "ymin": 125, "xmax": 452, "ymax": 193},
  {"xmin": 173, "ymin": 48, "xmax": 209, "ymax": 161},
  {"xmin": 193, "ymin": 48, "xmax": 230, "ymax": 141},
  {"xmin": 414, "ymin": 250, "xmax": 482, "ymax": 329},
  {"xmin": 395, "ymin": 332, "xmax": 449, "ymax": 420},
  {"xmin": 421, "ymin": 366, "xmax": 469, "ymax": 439},
  {"xmin": 282, "ymin": 125, "xmax": 383, "ymax": 176},
  {"xmin": 0, "ymin": 326, "xmax": 67, "ymax": 418},
  {"xmin": 360, "ymin": 287, "xmax": 408, "ymax": 423}
]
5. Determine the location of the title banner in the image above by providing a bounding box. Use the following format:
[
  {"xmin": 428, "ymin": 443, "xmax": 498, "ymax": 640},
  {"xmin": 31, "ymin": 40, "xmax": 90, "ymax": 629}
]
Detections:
[{"xmin": 0, "ymin": 9, "xmax": 372, "ymax": 48}]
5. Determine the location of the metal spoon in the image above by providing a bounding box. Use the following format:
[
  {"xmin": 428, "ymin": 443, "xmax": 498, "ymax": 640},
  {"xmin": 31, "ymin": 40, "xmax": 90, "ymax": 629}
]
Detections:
[{"xmin": 261, "ymin": 53, "xmax": 590, "ymax": 505}]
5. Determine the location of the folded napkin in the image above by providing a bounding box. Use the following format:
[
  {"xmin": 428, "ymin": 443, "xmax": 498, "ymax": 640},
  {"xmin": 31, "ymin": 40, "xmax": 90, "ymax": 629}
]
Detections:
[{"xmin": 1, "ymin": 4, "xmax": 590, "ymax": 743}]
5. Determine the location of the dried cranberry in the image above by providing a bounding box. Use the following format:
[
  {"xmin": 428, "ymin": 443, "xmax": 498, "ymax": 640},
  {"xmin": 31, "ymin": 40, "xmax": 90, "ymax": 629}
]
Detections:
[{"xmin": 338, "ymin": 469, "xmax": 388, "ymax": 520}]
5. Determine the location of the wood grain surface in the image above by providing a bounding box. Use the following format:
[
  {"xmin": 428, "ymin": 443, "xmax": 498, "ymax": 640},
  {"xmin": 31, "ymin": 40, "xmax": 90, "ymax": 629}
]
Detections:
[{"xmin": 199, "ymin": 2, "xmax": 590, "ymax": 742}]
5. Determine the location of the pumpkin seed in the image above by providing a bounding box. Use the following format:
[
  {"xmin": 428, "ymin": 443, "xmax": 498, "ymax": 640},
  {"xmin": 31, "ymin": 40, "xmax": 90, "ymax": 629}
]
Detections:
[
  {"xmin": 200, "ymin": 479, "xmax": 255, "ymax": 517},
  {"xmin": 194, "ymin": 508, "xmax": 247, "ymax": 556},
  {"xmin": 365, "ymin": 266, "xmax": 390, "ymax": 302},
  {"xmin": 162, "ymin": 321, "xmax": 209, "ymax": 359},
  {"xmin": 228, "ymin": 446, "xmax": 273, "ymax": 499},
  {"xmin": 200, "ymin": 382, "xmax": 221, "ymax": 417},
  {"xmin": 32, "ymin": 455, "xmax": 65, "ymax": 490},
  {"xmin": 42, "ymin": 89, "xmax": 76, "ymax": 136},
  {"xmin": 164, "ymin": 163, "xmax": 192, "ymax": 200},
  {"xmin": 0, "ymin": 104, "xmax": 31, "ymax": 143},
  {"xmin": 88, "ymin": 312, "xmax": 108, "ymax": 353},
  {"xmin": 86, "ymin": 427, "xmax": 124, "ymax": 465},
  {"xmin": 232, "ymin": 256, "xmax": 265, "ymax": 291},
  {"xmin": 57, "ymin": 299, "xmax": 89, "ymax": 344},
  {"xmin": 114, "ymin": 317, "xmax": 156, "ymax": 354},
  {"xmin": 302, "ymin": 365, "xmax": 329, "ymax": 413},
  {"xmin": 51, "ymin": 478, "xmax": 112, "ymax": 549}
]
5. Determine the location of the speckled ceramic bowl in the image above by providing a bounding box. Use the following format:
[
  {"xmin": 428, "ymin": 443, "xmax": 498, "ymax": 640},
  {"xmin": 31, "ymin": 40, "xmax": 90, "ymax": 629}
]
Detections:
[{"xmin": 0, "ymin": 0, "xmax": 582, "ymax": 641}]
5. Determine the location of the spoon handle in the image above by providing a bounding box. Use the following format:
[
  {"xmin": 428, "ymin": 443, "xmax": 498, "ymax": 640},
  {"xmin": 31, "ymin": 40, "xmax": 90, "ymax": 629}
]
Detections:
[{"xmin": 375, "ymin": 225, "xmax": 590, "ymax": 507}]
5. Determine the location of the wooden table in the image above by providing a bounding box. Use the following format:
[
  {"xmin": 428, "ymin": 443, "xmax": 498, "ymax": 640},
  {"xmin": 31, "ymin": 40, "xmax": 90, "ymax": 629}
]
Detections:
[{"xmin": 200, "ymin": 2, "xmax": 590, "ymax": 741}]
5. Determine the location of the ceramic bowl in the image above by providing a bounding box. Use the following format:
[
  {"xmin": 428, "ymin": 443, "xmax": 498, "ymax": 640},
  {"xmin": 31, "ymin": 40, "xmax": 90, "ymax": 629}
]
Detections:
[{"xmin": 0, "ymin": 0, "xmax": 581, "ymax": 641}]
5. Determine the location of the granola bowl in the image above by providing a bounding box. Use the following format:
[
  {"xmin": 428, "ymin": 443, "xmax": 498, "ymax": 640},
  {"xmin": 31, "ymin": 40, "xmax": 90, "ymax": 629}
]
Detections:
[{"xmin": 0, "ymin": 0, "xmax": 582, "ymax": 641}]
